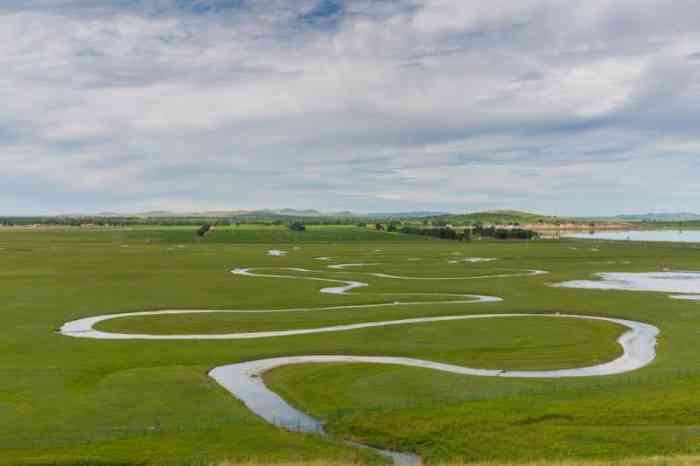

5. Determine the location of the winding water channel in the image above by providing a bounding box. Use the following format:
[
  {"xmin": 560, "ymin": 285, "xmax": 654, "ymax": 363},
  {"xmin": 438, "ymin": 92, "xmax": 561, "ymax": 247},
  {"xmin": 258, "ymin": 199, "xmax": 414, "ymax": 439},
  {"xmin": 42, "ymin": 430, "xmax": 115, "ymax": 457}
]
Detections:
[{"xmin": 59, "ymin": 263, "xmax": 662, "ymax": 465}]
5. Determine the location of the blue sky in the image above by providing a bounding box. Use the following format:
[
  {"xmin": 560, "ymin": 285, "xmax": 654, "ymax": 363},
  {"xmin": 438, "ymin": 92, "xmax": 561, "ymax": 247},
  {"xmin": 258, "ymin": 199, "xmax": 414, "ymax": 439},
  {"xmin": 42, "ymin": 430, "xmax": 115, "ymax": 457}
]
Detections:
[{"xmin": 1, "ymin": 0, "xmax": 699, "ymax": 215}]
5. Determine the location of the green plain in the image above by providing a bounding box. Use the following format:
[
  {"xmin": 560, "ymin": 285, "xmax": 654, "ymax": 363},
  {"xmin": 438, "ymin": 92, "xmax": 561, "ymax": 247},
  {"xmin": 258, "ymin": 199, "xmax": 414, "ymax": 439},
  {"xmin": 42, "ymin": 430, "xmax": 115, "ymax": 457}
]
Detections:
[{"xmin": 1, "ymin": 226, "xmax": 699, "ymax": 465}]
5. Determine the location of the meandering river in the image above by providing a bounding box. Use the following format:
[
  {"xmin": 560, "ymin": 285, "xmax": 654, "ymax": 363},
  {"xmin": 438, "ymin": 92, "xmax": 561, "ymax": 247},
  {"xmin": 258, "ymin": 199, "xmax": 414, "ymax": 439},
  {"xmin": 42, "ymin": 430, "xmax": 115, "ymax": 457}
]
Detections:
[{"xmin": 58, "ymin": 262, "xmax": 664, "ymax": 465}]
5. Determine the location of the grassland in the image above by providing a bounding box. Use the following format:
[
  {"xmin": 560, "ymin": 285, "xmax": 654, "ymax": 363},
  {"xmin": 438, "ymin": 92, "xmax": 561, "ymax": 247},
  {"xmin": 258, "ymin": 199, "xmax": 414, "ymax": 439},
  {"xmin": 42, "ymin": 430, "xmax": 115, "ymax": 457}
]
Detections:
[
  {"xmin": 1, "ymin": 226, "xmax": 699, "ymax": 465},
  {"xmin": 217, "ymin": 459, "xmax": 700, "ymax": 466},
  {"xmin": 215, "ymin": 458, "xmax": 700, "ymax": 466}
]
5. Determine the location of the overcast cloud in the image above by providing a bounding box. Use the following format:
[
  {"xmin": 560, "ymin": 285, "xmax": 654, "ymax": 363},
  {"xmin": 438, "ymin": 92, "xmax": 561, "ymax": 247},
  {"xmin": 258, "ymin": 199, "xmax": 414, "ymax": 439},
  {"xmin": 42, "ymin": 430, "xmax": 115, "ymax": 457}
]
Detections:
[{"xmin": 1, "ymin": 0, "xmax": 699, "ymax": 215}]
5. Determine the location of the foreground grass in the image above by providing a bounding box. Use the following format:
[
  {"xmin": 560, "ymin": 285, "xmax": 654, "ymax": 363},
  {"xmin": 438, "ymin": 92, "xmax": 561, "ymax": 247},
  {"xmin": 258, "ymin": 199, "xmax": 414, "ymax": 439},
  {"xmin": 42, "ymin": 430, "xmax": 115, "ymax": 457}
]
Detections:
[
  {"xmin": 217, "ymin": 458, "xmax": 700, "ymax": 466},
  {"xmin": 1, "ymin": 228, "xmax": 700, "ymax": 464},
  {"xmin": 16, "ymin": 456, "xmax": 700, "ymax": 466}
]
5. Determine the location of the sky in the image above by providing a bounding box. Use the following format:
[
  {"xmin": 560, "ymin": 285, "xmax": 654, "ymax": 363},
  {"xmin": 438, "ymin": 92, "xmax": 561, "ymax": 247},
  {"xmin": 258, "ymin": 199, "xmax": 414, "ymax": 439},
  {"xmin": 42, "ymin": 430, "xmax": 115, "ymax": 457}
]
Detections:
[{"xmin": 1, "ymin": 0, "xmax": 700, "ymax": 216}]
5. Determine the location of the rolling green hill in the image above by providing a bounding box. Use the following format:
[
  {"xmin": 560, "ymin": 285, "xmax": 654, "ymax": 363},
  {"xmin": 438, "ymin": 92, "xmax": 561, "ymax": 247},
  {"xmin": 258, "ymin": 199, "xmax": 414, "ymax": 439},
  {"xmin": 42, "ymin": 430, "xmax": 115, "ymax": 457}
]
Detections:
[{"xmin": 433, "ymin": 210, "xmax": 564, "ymax": 225}]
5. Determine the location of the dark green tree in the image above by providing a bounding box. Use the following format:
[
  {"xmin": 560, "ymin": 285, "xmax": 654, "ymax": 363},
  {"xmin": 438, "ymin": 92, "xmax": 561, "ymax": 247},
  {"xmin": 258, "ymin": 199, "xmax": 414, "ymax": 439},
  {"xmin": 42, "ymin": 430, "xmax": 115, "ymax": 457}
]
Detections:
[{"xmin": 196, "ymin": 224, "xmax": 212, "ymax": 237}]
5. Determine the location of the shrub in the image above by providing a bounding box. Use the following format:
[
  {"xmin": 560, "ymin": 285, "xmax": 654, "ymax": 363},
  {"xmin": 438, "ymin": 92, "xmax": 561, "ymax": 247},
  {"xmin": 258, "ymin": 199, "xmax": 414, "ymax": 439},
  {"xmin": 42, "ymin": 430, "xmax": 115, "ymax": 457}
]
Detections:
[
  {"xmin": 288, "ymin": 222, "xmax": 306, "ymax": 232},
  {"xmin": 196, "ymin": 224, "xmax": 212, "ymax": 237}
]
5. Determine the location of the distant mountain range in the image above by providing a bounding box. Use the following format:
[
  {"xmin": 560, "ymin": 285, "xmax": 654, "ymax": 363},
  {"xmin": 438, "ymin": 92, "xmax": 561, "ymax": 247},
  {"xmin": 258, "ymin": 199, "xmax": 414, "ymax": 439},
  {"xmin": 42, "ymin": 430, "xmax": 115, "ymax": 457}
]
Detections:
[
  {"xmin": 61, "ymin": 209, "xmax": 451, "ymax": 219},
  {"xmin": 50, "ymin": 209, "xmax": 700, "ymax": 222},
  {"xmin": 366, "ymin": 211, "xmax": 450, "ymax": 218}
]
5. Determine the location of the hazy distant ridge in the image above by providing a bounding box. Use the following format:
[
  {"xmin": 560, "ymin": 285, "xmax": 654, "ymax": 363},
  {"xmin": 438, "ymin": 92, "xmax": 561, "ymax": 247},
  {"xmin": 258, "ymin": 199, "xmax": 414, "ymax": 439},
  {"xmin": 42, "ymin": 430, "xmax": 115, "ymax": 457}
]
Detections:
[
  {"xmin": 61, "ymin": 209, "xmax": 450, "ymax": 219},
  {"xmin": 50, "ymin": 209, "xmax": 700, "ymax": 222}
]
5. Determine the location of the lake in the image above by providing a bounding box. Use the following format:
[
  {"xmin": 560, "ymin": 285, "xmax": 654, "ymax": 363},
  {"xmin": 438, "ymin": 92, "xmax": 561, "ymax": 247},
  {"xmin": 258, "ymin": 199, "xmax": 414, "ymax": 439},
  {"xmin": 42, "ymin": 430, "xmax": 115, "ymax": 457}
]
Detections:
[{"xmin": 566, "ymin": 230, "xmax": 700, "ymax": 243}]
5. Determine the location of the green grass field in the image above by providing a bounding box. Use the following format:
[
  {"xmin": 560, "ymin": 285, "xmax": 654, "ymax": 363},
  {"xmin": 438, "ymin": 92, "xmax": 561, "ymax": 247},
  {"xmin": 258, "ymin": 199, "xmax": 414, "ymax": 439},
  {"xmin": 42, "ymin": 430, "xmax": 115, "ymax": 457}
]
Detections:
[{"xmin": 1, "ymin": 226, "xmax": 699, "ymax": 465}]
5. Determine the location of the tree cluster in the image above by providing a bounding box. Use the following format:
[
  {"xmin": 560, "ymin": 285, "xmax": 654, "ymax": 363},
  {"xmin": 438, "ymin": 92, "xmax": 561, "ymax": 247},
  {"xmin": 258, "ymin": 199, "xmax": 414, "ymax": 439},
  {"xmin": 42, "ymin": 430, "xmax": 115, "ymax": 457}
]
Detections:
[
  {"xmin": 400, "ymin": 225, "xmax": 463, "ymax": 240},
  {"xmin": 399, "ymin": 225, "xmax": 537, "ymax": 241},
  {"xmin": 288, "ymin": 222, "xmax": 306, "ymax": 232},
  {"xmin": 196, "ymin": 224, "xmax": 212, "ymax": 237},
  {"xmin": 473, "ymin": 225, "xmax": 538, "ymax": 240}
]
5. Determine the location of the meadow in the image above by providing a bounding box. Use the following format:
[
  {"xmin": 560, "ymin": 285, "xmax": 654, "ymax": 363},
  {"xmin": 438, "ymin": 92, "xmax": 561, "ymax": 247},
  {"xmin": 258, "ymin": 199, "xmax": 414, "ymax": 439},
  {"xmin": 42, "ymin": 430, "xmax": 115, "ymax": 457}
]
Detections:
[{"xmin": 1, "ymin": 226, "xmax": 699, "ymax": 465}]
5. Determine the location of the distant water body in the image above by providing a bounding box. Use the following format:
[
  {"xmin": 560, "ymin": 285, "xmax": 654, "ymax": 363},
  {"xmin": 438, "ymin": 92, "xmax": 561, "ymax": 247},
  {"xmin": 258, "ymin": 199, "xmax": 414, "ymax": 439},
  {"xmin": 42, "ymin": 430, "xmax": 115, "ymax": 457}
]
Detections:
[{"xmin": 566, "ymin": 230, "xmax": 700, "ymax": 243}]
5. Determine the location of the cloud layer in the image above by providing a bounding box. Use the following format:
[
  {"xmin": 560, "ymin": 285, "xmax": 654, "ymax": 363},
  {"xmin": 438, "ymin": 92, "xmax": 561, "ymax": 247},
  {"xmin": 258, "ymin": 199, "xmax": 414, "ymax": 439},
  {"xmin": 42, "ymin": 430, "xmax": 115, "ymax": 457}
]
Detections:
[{"xmin": 2, "ymin": 0, "xmax": 699, "ymax": 215}]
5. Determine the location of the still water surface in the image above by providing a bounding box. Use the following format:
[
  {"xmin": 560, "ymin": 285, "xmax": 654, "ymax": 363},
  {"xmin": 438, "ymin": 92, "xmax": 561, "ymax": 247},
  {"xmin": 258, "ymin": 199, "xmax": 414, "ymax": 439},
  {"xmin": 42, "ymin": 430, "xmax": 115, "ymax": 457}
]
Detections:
[{"xmin": 566, "ymin": 230, "xmax": 700, "ymax": 243}]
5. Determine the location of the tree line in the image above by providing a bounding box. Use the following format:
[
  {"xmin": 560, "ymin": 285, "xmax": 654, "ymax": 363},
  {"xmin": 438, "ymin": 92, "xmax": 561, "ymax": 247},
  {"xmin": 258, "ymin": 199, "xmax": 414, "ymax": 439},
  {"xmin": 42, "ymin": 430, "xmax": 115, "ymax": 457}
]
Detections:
[{"xmin": 398, "ymin": 225, "xmax": 537, "ymax": 241}]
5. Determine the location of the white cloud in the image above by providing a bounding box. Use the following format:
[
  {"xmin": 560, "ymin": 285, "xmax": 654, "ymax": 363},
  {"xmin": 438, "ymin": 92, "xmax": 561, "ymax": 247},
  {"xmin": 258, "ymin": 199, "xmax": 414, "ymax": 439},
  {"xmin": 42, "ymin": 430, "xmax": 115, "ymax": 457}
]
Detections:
[{"xmin": 0, "ymin": 0, "xmax": 699, "ymax": 215}]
